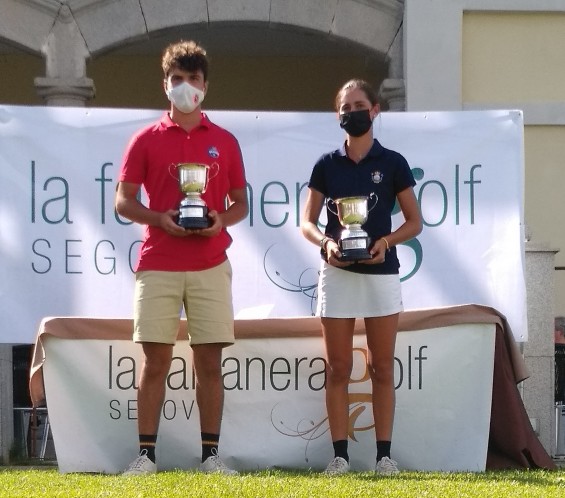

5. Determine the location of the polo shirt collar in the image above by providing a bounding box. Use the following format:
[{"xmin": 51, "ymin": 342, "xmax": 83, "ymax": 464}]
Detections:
[
  {"xmin": 156, "ymin": 111, "xmax": 211, "ymax": 131},
  {"xmin": 338, "ymin": 138, "xmax": 384, "ymax": 159}
]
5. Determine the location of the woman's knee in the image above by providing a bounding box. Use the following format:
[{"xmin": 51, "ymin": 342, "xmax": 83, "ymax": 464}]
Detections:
[
  {"xmin": 326, "ymin": 359, "xmax": 353, "ymax": 384},
  {"xmin": 368, "ymin": 360, "xmax": 394, "ymax": 384}
]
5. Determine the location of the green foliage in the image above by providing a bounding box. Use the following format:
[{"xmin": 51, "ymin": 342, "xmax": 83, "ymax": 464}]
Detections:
[{"xmin": 1, "ymin": 468, "xmax": 565, "ymax": 497}]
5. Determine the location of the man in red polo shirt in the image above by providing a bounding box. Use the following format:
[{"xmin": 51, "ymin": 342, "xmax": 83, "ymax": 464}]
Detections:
[{"xmin": 116, "ymin": 40, "xmax": 248, "ymax": 475}]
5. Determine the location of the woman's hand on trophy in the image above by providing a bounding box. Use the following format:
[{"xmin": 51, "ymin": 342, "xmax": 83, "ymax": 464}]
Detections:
[
  {"xmin": 359, "ymin": 238, "xmax": 387, "ymax": 265},
  {"xmin": 326, "ymin": 240, "xmax": 352, "ymax": 267}
]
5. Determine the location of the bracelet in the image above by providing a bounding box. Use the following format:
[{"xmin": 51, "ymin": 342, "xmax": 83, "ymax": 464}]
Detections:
[
  {"xmin": 382, "ymin": 237, "xmax": 390, "ymax": 251},
  {"xmin": 320, "ymin": 236, "xmax": 330, "ymax": 250}
]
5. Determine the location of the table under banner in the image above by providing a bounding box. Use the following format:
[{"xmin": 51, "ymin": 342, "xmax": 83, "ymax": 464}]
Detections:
[{"xmin": 29, "ymin": 304, "xmax": 555, "ymax": 473}]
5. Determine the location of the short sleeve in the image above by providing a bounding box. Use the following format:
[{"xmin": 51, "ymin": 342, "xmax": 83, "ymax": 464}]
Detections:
[
  {"xmin": 119, "ymin": 129, "xmax": 148, "ymax": 185},
  {"xmin": 393, "ymin": 152, "xmax": 416, "ymax": 194},
  {"xmin": 226, "ymin": 134, "xmax": 247, "ymax": 190},
  {"xmin": 308, "ymin": 154, "xmax": 329, "ymax": 196}
]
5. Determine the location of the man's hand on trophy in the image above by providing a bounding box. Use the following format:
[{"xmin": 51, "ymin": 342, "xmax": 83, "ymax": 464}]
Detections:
[
  {"xmin": 195, "ymin": 210, "xmax": 223, "ymax": 237},
  {"xmin": 161, "ymin": 210, "xmax": 191, "ymax": 237}
]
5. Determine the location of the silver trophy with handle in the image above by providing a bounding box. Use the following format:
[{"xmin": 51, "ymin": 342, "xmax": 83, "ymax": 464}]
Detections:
[
  {"xmin": 327, "ymin": 193, "xmax": 378, "ymax": 261},
  {"xmin": 174, "ymin": 162, "xmax": 218, "ymax": 229}
]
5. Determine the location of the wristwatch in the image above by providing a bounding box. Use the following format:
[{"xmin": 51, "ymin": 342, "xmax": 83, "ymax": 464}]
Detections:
[{"xmin": 320, "ymin": 236, "xmax": 330, "ymax": 250}]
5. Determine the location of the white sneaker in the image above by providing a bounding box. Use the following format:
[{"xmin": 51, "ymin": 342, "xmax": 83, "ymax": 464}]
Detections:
[
  {"xmin": 123, "ymin": 450, "xmax": 157, "ymax": 476},
  {"xmin": 200, "ymin": 455, "xmax": 238, "ymax": 475},
  {"xmin": 376, "ymin": 456, "xmax": 399, "ymax": 475},
  {"xmin": 323, "ymin": 456, "xmax": 350, "ymax": 475}
]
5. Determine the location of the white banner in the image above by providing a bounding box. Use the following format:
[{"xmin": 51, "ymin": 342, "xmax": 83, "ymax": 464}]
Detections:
[
  {"xmin": 42, "ymin": 323, "xmax": 496, "ymax": 473},
  {"xmin": 0, "ymin": 106, "xmax": 526, "ymax": 341}
]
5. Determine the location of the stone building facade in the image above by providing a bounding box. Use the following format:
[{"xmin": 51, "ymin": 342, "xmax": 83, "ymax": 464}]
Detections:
[{"xmin": 0, "ymin": 0, "xmax": 562, "ymax": 463}]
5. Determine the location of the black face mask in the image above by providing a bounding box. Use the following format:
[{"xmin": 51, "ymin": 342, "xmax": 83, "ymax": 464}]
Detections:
[{"xmin": 339, "ymin": 109, "xmax": 373, "ymax": 137}]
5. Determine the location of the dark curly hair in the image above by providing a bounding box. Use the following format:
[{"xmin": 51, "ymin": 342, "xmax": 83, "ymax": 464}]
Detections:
[{"xmin": 161, "ymin": 40, "xmax": 208, "ymax": 81}]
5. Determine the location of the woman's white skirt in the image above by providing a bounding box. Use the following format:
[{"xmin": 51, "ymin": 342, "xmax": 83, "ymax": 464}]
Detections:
[{"xmin": 316, "ymin": 261, "xmax": 403, "ymax": 318}]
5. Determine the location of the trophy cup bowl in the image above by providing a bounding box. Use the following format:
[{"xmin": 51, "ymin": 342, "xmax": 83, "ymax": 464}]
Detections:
[
  {"xmin": 176, "ymin": 163, "xmax": 212, "ymax": 229},
  {"xmin": 328, "ymin": 194, "xmax": 377, "ymax": 262}
]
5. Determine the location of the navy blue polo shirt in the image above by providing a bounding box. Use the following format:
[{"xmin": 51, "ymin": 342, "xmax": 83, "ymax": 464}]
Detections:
[{"xmin": 308, "ymin": 139, "xmax": 416, "ymax": 275}]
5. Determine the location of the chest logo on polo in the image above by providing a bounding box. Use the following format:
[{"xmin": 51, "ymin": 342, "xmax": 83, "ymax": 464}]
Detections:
[
  {"xmin": 208, "ymin": 146, "xmax": 220, "ymax": 159},
  {"xmin": 371, "ymin": 170, "xmax": 383, "ymax": 184}
]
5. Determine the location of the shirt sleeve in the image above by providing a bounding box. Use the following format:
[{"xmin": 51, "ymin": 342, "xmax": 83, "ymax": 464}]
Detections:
[
  {"xmin": 226, "ymin": 134, "xmax": 247, "ymax": 190},
  {"xmin": 308, "ymin": 154, "xmax": 329, "ymax": 196},
  {"xmin": 119, "ymin": 130, "xmax": 147, "ymax": 185},
  {"xmin": 393, "ymin": 152, "xmax": 416, "ymax": 194}
]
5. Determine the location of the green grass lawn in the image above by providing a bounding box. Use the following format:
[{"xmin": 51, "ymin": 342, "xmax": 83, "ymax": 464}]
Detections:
[{"xmin": 1, "ymin": 468, "xmax": 565, "ymax": 498}]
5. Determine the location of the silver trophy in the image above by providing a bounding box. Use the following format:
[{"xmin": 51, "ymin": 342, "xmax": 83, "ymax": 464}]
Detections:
[
  {"xmin": 327, "ymin": 193, "xmax": 378, "ymax": 261},
  {"xmin": 174, "ymin": 163, "xmax": 217, "ymax": 229}
]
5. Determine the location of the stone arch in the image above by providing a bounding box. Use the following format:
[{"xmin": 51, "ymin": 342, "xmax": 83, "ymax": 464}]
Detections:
[{"xmin": 0, "ymin": 0, "xmax": 405, "ymax": 108}]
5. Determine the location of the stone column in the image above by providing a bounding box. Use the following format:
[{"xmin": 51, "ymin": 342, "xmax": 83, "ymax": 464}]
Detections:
[
  {"xmin": 523, "ymin": 238, "xmax": 559, "ymax": 455},
  {"xmin": 34, "ymin": 5, "xmax": 95, "ymax": 106},
  {"xmin": 0, "ymin": 345, "xmax": 14, "ymax": 464},
  {"xmin": 379, "ymin": 79, "xmax": 406, "ymax": 112},
  {"xmin": 378, "ymin": 25, "xmax": 405, "ymax": 111}
]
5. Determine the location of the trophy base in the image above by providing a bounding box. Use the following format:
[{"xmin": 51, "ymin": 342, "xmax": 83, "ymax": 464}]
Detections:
[
  {"xmin": 178, "ymin": 216, "xmax": 210, "ymax": 229},
  {"xmin": 338, "ymin": 248, "xmax": 373, "ymax": 262},
  {"xmin": 177, "ymin": 203, "xmax": 210, "ymax": 229},
  {"xmin": 338, "ymin": 236, "xmax": 372, "ymax": 262}
]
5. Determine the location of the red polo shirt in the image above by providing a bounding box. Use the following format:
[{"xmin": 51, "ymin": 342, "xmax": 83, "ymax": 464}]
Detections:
[{"xmin": 119, "ymin": 112, "xmax": 247, "ymax": 271}]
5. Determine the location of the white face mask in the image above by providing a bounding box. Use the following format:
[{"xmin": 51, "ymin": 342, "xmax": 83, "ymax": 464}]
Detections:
[{"xmin": 166, "ymin": 81, "xmax": 205, "ymax": 113}]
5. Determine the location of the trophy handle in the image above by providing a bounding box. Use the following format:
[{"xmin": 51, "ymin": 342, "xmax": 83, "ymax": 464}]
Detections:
[
  {"xmin": 168, "ymin": 163, "xmax": 178, "ymax": 180},
  {"xmin": 199, "ymin": 163, "xmax": 219, "ymax": 195},
  {"xmin": 326, "ymin": 198, "xmax": 338, "ymax": 216},
  {"xmin": 168, "ymin": 163, "xmax": 218, "ymax": 181},
  {"xmin": 367, "ymin": 192, "xmax": 378, "ymax": 212},
  {"xmin": 209, "ymin": 162, "xmax": 220, "ymax": 181}
]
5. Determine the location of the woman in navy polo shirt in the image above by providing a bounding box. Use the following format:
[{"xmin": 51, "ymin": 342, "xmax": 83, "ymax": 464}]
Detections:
[{"xmin": 301, "ymin": 79, "xmax": 422, "ymax": 475}]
